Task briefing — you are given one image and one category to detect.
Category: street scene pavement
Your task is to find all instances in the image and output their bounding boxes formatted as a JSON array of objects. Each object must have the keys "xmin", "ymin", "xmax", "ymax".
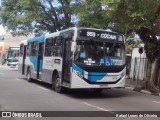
[{"xmin": 0, "ymin": 65, "xmax": 160, "ymax": 120}]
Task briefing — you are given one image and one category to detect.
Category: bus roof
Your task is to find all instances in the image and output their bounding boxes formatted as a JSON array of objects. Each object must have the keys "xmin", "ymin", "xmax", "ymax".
[
  {"xmin": 20, "ymin": 39, "xmax": 27, "ymax": 45},
  {"xmin": 45, "ymin": 27, "xmax": 122, "ymax": 38},
  {"xmin": 45, "ymin": 28, "xmax": 75, "ymax": 38},
  {"xmin": 27, "ymin": 35, "xmax": 44, "ymax": 43},
  {"xmin": 76, "ymin": 27, "xmax": 122, "ymax": 35}
]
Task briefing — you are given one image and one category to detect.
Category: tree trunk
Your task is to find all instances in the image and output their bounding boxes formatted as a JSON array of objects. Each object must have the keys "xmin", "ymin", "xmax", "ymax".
[{"xmin": 147, "ymin": 57, "xmax": 160, "ymax": 93}]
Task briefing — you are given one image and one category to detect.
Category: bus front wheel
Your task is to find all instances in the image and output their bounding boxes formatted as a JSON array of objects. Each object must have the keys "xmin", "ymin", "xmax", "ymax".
[{"xmin": 53, "ymin": 74, "xmax": 63, "ymax": 93}]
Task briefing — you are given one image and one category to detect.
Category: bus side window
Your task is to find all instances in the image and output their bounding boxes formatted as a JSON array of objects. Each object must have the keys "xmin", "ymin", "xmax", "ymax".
[
  {"xmin": 45, "ymin": 38, "xmax": 53, "ymax": 56},
  {"xmin": 33, "ymin": 42, "xmax": 38, "ymax": 56},
  {"xmin": 27, "ymin": 43, "xmax": 31, "ymax": 56},
  {"xmin": 27, "ymin": 42, "xmax": 38, "ymax": 56},
  {"xmin": 39, "ymin": 43, "xmax": 44, "ymax": 59},
  {"xmin": 54, "ymin": 36, "xmax": 62, "ymax": 57}
]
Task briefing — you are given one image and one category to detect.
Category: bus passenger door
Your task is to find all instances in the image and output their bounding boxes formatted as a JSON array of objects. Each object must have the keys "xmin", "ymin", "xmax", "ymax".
[
  {"xmin": 62, "ymin": 40, "xmax": 71, "ymax": 83},
  {"xmin": 37, "ymin": 43, "xmax": 44, "ymax": 79},
  {"xmin": 22, "ymin": 45, "xmax": 26, "ymax": 75}
]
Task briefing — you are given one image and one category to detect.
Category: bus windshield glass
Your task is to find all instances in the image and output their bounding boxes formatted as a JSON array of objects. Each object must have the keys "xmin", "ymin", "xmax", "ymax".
[
  {"xmin": 7, "ymin": 49, "xmax": 19, "ymax": 61},
  {"xmin": 74, "ymin": 40, "xmax": 125, "ymax": 66}
]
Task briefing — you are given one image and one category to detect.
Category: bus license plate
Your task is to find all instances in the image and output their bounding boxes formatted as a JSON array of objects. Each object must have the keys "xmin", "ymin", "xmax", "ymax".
[{"xmin": 100, "ymin": 84, "xmax": 108, "ymax": 87}]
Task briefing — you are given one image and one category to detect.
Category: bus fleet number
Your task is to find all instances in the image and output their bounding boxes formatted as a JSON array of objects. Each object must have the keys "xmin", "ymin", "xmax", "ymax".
[{"xmin": 87, "ymin": 31, "xmax": 96, "ymax": 37}]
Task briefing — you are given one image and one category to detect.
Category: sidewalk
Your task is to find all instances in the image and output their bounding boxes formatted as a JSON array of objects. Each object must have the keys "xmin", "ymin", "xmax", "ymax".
[
  {"xmin": 125, "ymin": 78, "xmax": 145, "ymax": 88},
  {"xmin": 0, "ymin": 63, "xmax": 7, "ymax": 67},
  {"xmin": 125, "ymin": 78, "xmax": 160, "ymax": 97}
]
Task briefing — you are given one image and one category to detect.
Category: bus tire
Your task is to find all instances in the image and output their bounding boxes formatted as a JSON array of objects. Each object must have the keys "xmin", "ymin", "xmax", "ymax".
[
  {"xmin": 54, "ymin": 74, "xmax": 63, "ymax": 93},
  {"xmin": 27, "ymin": 68, "xmax": 32, "ymax": 82}
]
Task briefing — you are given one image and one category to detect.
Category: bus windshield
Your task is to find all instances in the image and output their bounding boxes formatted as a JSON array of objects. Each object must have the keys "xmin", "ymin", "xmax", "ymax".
[
  {"xmin": 7, "ymin": 49, "xmax": 19, "ymax": 61},
  {"xmin": 74, "ymin": 40, "xmax": 125, "ymax": 66}
]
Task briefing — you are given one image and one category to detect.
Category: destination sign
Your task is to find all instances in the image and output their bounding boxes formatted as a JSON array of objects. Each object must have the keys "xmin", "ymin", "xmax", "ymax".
[
  {"xmin": 79, "ymin": 29, "xmax": 117, "ymax": 40},
  {"xmin": 10, "ymin": 47, "xmax": 19, "ymax": 50}
]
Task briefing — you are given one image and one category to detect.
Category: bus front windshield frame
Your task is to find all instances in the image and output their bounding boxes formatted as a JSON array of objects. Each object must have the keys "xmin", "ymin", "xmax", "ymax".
[
  {"xmin": 7, "ymin": 49, "xmax": 19, "ymax": 61},
  {"xmin": 74, "ymin": 40, "xmax": 125, "ymax": 66}
]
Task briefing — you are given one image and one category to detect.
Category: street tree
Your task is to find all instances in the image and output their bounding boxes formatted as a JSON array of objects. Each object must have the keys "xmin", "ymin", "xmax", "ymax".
[
  {"xmin": 77, "ymin": 0, "xmax": 160, "ymax": 92},
  {"xmin": 76, "ymin": 0, "xmax": 109, "ymax": 29},
  {"xmin": 125, "ymin": 36, "xmax": 142, "ymax": 52},
  {"xmin": 103, "ymin": 0, "xmax": 160, "ymax": 92},
  {"xmin": 0, "ymin": 0, "xmax": 79, "ymax": 36}
]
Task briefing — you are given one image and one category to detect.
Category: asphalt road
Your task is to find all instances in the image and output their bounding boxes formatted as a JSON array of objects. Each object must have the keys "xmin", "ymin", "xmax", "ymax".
[{"xmin": 0, "ymin": 65, "xmax": 160, "ymax": 120}]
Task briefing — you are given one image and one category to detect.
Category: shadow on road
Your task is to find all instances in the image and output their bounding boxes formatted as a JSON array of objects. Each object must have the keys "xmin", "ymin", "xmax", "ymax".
[
  {"xmin": 66, "ymin": 88, "xmax": 134, "ymax": 99},
  {"xmin": 19, "ymin": 77, "xmax": 134, "ymax": 99}
]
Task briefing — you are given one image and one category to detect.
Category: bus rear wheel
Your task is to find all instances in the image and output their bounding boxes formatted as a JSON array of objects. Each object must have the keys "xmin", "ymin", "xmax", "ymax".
[
  {"xmin": 27, "ymin": 68, "xmax": 32, "ymax": 82},
  {"xmin": 53, "ymin": 74, "xmax": 63, "ymax": 93}
]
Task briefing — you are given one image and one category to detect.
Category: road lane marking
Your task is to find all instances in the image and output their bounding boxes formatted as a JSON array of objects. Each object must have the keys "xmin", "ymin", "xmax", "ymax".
[
  {"xmin": 15, "ymin": 78, "xmax": 21, "ymax": 81},
  {"xmin": 152, "ymin": 101, "xmax": 160, "ymax": 104},
  {"xmin": 83, "ymin": 102, "xmax": 115, "ymax": 113},
  {"xmin": 37, "ymin": 86, "xmax": 50, "ymax": 91}
]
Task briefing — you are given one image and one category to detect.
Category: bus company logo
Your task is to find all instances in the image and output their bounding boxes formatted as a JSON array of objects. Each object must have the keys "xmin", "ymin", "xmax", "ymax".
[
  {"xmin": 2, "ymin": 112, "xmax": 11, "ymax": 117},
  {"xmin": 73, "ymin": 69, "xmax": 83, "ymax": 78}
]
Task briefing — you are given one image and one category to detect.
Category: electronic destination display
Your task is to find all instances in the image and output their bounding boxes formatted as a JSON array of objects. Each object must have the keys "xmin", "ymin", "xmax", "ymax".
[{"xmin": 79, "ymin": 29, "xmax": 118, "ymax": 40}]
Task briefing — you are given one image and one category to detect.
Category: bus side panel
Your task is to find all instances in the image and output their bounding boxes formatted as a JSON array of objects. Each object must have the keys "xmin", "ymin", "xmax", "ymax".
[
  {"xmin": 42, "ymin": 69, "xmax": 53, "ymax": 84},
  {"xmin": 41, "ymin": 57, "xmax": 53, "ymax": 84},
  {"xmin": 25, "ymin": 57, "xmax": 37, "ymax": 79},
  {"xmin": 42, "ymin": 69, "xmax": 62, "ymax": 84},
  {"xmin": 42, "ymin": 57, "xmax": 63, "ymax": 84},
  {"xmin": 30, "ymin": 65, "xmax": 37, "ymax": 79}
]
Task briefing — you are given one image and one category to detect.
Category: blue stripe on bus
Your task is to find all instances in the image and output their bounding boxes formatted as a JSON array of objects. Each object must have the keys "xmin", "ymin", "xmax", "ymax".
[
  {"xmin": 88, "ymin": 72, "xmax": 106, "ymax": 82},
  {"xmin": 28, "ymin": 36, "xmax": 44, "ymax": 43},
  {"xmin": 39, "ymin": 60, "xmax": 43, "ymax": 73},
  {"xmin": 29, "ymin": 56, "xmax": 37, "ymax": 72},
  {"xmin": 72, "ymin": 63, "xmax": 106, "ymax": 82},
  {"xmin": 29, "ymin": 56, "xmax": 43, "ymax": 73}
]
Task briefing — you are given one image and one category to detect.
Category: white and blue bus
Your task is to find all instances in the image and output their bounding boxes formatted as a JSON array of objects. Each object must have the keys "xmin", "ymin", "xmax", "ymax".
[{"xmin": 18, "ymin": 27, "xmax": 126, "ymax": 93}]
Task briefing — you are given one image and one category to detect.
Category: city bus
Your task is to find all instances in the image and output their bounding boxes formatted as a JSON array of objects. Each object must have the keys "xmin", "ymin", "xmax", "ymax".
[
  {"xmin": 18, "ymin": 27, "xmax": 126, "ymax": 93},
  {"xmin": 7, "ymin": 46, "xmax": 20, "ymax": 67}
]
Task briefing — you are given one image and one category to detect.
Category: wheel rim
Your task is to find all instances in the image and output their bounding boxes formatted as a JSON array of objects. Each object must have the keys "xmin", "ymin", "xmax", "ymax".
[
  {"xmin": 27, "ymin": 70, "xmax": 30, "ymax": 80},
  {"xmin": 55, "ymin": 77, "xmax": 61, "ymax": 91}
]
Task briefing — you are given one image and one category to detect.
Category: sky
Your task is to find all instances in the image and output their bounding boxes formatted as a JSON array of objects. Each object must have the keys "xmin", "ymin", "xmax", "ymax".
[
  {"xmin": 0, "ymin": 25, "xmax": 5, "ymax": 36},
  {"xmin": 0, "ymin": 0, "xmax": 4, "ymax": 34}
]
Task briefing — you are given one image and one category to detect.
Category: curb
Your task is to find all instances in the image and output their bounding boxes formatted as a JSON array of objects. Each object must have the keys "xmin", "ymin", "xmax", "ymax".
[
  {"xmin": 125, "ymin": 86, "xmax": 160, "ymax": 97},
  {"xmin": 125, "ymin": 87, "xmax": 134, "ymax": 91},
  {"xmin": 140, "ymin": 90, "xmax": 152, "ymax": 95}
]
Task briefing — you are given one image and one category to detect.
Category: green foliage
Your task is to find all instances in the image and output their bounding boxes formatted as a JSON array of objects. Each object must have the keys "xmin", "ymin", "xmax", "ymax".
[
  {"xmin": 102, "ymin": 0, "xmax": 160, "ymax": 34},
  {"xmin": 125, "ymin": 36, "xmax": 143, "ymax": 52},
  {"xmin": 0, "ymin": 0, "xmax": 79, "ymax": 36},
  {"xmin": 78, "ymin": 0, "xmax": 160, "ymax": 61},
  {"xmin": 144, "ymin": 42, "xmax": 160, "ymax": 61},
  {"xmin": 76, "ymin": 0, "xmax": 109, "ymax": 29}
]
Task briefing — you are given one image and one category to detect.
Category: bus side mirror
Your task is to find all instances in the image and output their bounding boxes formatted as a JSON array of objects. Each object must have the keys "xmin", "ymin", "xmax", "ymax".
[{"xmin": 71, "ymin": 42, "xmax": 76, "ymax": 52}]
